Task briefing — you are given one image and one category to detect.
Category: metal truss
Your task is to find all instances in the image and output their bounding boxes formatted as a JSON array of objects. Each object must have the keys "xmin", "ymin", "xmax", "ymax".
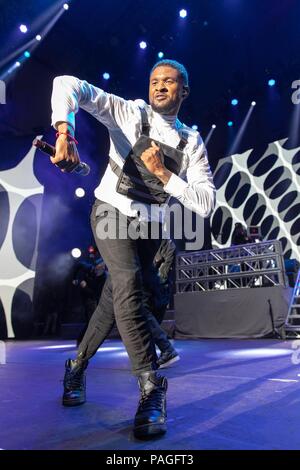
[
  {"xmin": 285, "ymin": 268, "xmax": 300, "ymax": 337},
  {"xmin": 176, "ymin": 240, "xmax": 287, "ymax": 293}
]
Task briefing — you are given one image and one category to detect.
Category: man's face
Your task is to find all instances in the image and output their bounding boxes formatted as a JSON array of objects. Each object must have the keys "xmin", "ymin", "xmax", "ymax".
[{"xmin": 149, "ymin": 66, "xmax": 187, "ymax": 115}]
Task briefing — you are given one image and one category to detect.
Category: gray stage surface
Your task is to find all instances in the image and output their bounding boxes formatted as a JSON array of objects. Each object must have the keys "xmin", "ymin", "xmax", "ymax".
[{"xmin": 1, "ymin": 338, "xmax": 300, "ymax": 450}]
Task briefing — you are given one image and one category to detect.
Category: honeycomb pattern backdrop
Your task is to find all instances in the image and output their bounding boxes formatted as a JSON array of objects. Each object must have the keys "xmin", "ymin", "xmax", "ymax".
[
  {"xmin": 0, "ymin": 140, "xmax": 43, "ymax": 338},
  {"xmin": 211, "ymin": 138, "xmax": 300, "ymax": 260}
]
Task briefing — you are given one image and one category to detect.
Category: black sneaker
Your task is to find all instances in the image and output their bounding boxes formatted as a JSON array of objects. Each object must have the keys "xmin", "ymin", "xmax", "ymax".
[
  {"xmin": 157, "ymin": 350, "xmax": 180, "ymax": 369},
  {"xmin": 134, "ymin": 371, "xmax": 167, "ymax": 439},
  {"xmin": 62, "ymin": 358, "xmax": 87, "ymax": 407}
]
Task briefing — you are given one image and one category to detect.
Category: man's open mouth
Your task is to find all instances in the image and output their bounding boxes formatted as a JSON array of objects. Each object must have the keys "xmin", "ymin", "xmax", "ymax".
[{"xmin": 155, "ymin": 94, "xmax": 167, "ymax": 101}]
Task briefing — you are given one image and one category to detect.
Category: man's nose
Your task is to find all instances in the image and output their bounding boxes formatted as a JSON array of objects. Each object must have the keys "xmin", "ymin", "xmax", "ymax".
[{"xmin": 155, "ymin": 81, "xmax": 167, "ymax": 91}]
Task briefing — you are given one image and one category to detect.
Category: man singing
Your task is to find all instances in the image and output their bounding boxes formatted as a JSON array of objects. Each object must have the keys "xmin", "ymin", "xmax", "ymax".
[{"xmin": 50, "ymin": 59, "xmax": 216, "ymax": 439}]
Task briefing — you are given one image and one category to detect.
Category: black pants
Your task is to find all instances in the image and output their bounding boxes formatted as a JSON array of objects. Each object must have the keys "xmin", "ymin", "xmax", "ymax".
[
  {"xmin": 76, "ymin": 296, "xmax": 97, "ymax": 345},
  {"xmin": 78, "ymin": 199, "xmax": 169, "ymax": 375}
]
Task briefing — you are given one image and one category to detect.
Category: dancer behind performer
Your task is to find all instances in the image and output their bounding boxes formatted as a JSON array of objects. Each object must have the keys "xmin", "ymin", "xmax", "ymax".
[
  {"xmin": 230, "ymin": 222, "xmax": 251, "ymax": 287},
  {"xmin": 150, "ymin": 238, "xmax": 179, "ymax": 367},
  {"xmin": 50, "ymin": 59, "xmax": 215, "ymax": 438},
  {"xmin": 231, "ymin": 222, "xmax": 250, "ymax": 246},
  {"xmin": 72, "ymin": 246, "xmax": 106, "ymax": 345}
]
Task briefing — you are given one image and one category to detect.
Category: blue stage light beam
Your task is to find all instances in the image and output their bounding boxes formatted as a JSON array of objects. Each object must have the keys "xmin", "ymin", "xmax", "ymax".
[
  {"xmin": 0, "ymin": 37, "xmax": 36, "ymax": 71},
  {"xmin": 0, "ymin": 1, "xmax": 66, "ymax": 73},
  {"xmin": 204, "ymin": 124, "xmax": 217, "ymax": 146},
  {"xmin": 228, "ymin": 103, "xmax": 256, "ymax": 155}
]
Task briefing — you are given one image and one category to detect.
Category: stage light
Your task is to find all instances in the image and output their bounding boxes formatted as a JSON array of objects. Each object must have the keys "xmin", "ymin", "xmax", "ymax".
[
  {"xmin": 268, "ymin": 79, "xmax": 276, "ymax": 87},
  {"xmin": 192, "ymin": 125, "xmax": 198, "ymax": 130},
  {"xmin": 15, "ymin": 61, "xmax": 21, "ymax": 67},
  {"xmin": 35, "ymin": 344, "xmax": 75, "ymax": 350},
  {"xmin": 36, "ymin": 35, "xmax": 42, "ymax": 41},
  {"xmin": 158, "ymin": 51, "xmax": 164, "ymax": 59},
  {"xmin": 209, "ymin": 348, "xmax": 293, "ymax": 359},
  {"xmin": 204, "ymin": 123, "xmax": 217, "ymax": 145},
  {"xmin": 71, "ymin": 248, "xmax": 81, "ymax": 258},
  {"xmin": 227, "ymin": 121, "xmax": 233, "ymax": 127},
  {"xmin": 115, "ymin": 351, "xmax": 130, "ymax": 358},
  {"xmin": 19, "ymin": 24, "xmax": 28, "ymax": 33},
  {"xmin": 63, "ymin": 3, "xmax": 69, "ymax": 10},
  {"xmin": 179, "ymin": 9, "xmax": 187, "ymax": 18},
  {"xmin": 231, "ymin": 98, "xmax": 238, "ymax": 106},
  {"xmin": 103, "ymin": 72, "xmax": 110, "ymax": 80},
  {"xmin": 75, "ymin": 187, "xmax": 85, "ymax": 198},
  {"xmin": 251, "ymin": 101, "xmax": 256, "ymax": 106},
  {"xmin": 228, "ymin": 101, "xmax": 256, "ymax": 155},
  {"xmin": 139, "ymin": 41, "xmax": 147, "ymax": 49},
  {"xmin": 24, "ymin": 51, "xmax": 31, "ymax": 58},
  {"xmin": 96, "ymin": 346, "xmax": 124, "ymax": 352}
]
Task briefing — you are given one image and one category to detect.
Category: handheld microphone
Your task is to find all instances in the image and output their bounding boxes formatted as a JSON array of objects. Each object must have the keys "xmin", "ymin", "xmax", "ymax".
[{"xmin": 32, "ymin": 138, "xmax": 90, "ymax": 176}]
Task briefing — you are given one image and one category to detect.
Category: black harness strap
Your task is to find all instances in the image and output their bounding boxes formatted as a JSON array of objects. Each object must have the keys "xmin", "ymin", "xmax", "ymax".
[
  {"xmin": 140, "ymin": 106, "xmax": 188, "ymax": 151},
  {"xmin": 176, "ymin": 131, "xmax": 188, "ymax": 151},
  {"xmin": 140, "ymin": 107, "xmax": 150, "ymax": 136},
  {"xmin": 109, "ymin": 157, "xmax": 122, "ymax": 177},
  {"xmin": 109, "ymin": 108, "xmax": 189, "ymax": 204}
]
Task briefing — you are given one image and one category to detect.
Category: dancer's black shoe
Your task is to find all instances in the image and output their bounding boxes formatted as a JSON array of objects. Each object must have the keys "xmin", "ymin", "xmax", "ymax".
[{"xmin": 62, "ymin": 358, "xmax": 87, "ymax": 407}]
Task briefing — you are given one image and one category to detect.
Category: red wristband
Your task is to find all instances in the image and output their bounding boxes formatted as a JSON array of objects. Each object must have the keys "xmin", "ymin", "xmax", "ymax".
[{"xmin": 56, "ymin": 131, "xmax": 78, "ymax": 145}]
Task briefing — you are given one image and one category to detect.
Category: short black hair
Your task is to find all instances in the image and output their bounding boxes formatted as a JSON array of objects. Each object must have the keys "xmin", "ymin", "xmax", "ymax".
[{"xmin": 150, "ymin": 59, "xmax": 189, "ymax": 86}]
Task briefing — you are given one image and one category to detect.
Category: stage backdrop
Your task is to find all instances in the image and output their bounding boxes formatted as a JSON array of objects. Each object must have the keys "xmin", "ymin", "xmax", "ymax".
[
  {"xmin": 0, "ymin": 139, "xmax": 43, "ymax": 338},
  {"xmin": 1, "ymin": 0, "xmax": 300, "ymax": 338},
  {"xmin": 211, "ymin": 137, "xmax": 300, "ymax": 260}
]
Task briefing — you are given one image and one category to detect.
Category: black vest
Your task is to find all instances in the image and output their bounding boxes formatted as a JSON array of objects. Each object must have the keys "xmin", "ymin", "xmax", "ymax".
[{"xmin": 110, "ymin": 107, "xmax": 188, "ymax": 205}]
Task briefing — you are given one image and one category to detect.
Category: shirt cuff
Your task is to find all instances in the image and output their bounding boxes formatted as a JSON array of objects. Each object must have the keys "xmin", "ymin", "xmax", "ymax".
[
  {"xmin": 163, "ymin": 173, "xmax": 188, "ymax": 197},
  {"xmin": 51, "ymin": 111, "xmax": 75, "ymax": 131}
]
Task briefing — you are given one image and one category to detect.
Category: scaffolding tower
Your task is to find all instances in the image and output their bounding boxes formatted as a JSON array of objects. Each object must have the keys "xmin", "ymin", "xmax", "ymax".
[{"xmin": 176, "ymin": 240, "xmax": 287, "ymax": 294}]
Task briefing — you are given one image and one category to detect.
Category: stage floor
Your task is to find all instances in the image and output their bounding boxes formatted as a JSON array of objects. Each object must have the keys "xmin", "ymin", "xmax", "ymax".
[{"xmin": 1, "ymin": 338, "xmax": 300, "ymax": 450}]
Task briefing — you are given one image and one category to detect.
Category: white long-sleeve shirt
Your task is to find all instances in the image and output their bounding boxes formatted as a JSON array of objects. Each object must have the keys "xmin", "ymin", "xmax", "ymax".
[{"xmin": 51, "ymin": 75, "xmax": 216, "ymax": 221}]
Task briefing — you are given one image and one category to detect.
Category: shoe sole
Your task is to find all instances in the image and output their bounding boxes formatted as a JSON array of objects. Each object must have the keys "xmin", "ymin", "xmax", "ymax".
[
  {"xmin": 62, "ymin": 399, "xmax": 86, "ymax": 407},
  {"xmin": 158, "ymin": 355, "xmax": 180, "ymax": 369},
  {"xmin": 134, "ymin": 423, "xmax": 167, "ymax": 439}
]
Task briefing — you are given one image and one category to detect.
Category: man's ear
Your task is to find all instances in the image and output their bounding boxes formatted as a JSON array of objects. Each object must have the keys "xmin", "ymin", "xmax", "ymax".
[{"xmin": 182, "ymin": 86, "xmax": 190, "ymax": 99}]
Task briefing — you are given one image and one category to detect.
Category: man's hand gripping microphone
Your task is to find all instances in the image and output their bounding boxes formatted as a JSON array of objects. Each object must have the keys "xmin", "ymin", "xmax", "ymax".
[{"xmin": 32, "ymin": 138, "xmax": 90, "ymax": 176}]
